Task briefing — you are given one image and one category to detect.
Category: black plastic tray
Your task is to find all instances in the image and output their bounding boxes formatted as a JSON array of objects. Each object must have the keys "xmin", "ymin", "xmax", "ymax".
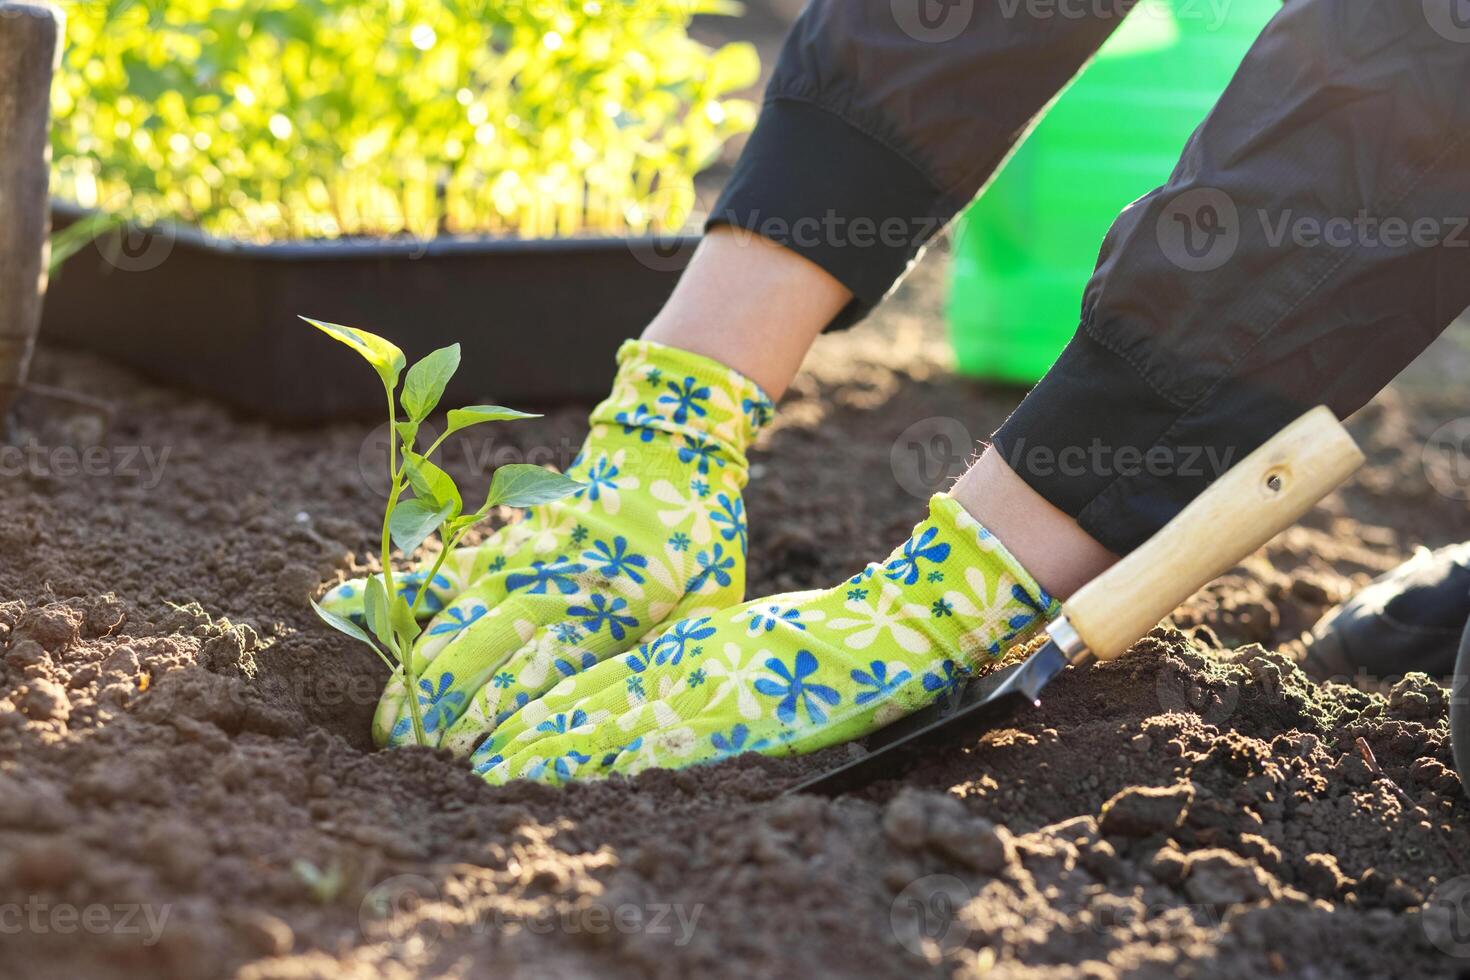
[{"xmin": 40, "ymin": 202, "xmax": 697, "ymax": 422}]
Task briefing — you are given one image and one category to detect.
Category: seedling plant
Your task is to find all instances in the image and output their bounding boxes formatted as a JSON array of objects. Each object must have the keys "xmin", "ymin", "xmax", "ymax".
[
  {"xmin": 302, "ymin": 316, "xmax": 579, "ymax": 746},
  {"xmin": 52, "ymin": 0, "xmax": 759, "ymax": 241}
]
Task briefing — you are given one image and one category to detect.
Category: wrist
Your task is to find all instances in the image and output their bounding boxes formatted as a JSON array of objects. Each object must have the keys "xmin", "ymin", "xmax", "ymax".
[
  {"xmin": 867, "ymin": 494, "xmax": 1060, "ymax": 669},
  {"xmin": 588, "ymin": 339, "xmax": 774, "ymax": 463}
]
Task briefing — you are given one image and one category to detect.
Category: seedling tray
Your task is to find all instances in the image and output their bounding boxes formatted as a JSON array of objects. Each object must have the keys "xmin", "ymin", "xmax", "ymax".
[{"xmin": 41, "ymin": 202, "xmax": 695, "ymax": 422}]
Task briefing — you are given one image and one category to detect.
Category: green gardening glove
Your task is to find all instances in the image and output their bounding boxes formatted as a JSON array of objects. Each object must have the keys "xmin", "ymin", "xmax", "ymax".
[
  {"xmin": 319, "ymin": 340, "xmax": 774, "ymax": 749},
  {"xmin": 471, "ymin": 493, "xmax": 1059, "ymax": 784}
]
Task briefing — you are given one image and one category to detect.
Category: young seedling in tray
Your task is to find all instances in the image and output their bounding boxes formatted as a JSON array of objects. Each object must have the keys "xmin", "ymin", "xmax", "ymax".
[{"xmin": 301, "ymin": 316, "xmax": 580, "ymax": 746}]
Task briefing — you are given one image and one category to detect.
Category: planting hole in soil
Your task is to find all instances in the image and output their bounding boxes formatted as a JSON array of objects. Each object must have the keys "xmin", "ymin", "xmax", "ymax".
[{"xmin": 5, "ymin": 252, "xmax": 1470, "ymax": 977}]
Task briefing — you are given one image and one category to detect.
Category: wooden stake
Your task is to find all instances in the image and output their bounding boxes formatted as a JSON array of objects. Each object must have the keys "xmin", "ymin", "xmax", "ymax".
[{"xmin": 0, "ymin": 3, "xmax": 63, "ymax": 424}]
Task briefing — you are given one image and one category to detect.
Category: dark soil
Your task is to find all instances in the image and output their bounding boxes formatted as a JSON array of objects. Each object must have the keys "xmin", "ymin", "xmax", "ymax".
[{"xmin": 3, "ymin": 253, "xmax": 1470, "ymax": 979}]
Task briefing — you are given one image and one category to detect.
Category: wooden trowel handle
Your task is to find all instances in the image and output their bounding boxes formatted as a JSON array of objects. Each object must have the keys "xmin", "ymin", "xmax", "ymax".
[{"xmin": 1062, "ymin": 406, "xmax": 1364, "ymax": 663}]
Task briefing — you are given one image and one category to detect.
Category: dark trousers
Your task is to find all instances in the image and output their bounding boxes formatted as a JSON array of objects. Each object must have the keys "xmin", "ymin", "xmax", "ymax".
[{"xmin": 711, "ymin": 0, "xmax": 1470, "ymax": 553}]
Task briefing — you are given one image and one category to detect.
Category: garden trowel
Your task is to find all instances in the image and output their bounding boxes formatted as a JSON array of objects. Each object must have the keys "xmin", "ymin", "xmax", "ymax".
[{"xmin": 788, "ymin": 406, "xmax": 1364, "ymax": 796}]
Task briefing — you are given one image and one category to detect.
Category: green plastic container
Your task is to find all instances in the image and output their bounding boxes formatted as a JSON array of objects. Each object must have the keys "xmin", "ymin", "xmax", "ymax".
[{"xmin": 946, "ymin": 0, "xmax": 1279, "ymax": 383}]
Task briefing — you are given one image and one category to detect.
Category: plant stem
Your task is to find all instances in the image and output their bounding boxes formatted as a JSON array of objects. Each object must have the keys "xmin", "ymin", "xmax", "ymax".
[
  {"xmin": 408, "ymin": 537, "xmax": 458, "ymax": 619},
  {"xmin": 381, "ymin": 389, "xmax": 428, "ymax": 748}
]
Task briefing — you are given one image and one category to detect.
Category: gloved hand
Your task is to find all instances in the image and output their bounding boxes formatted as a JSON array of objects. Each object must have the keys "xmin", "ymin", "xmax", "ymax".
[
  {"xmin": 318, "ymin": 340, "xmax": 773, "ymax": 749},
  {"xmin": 470, "ymin": 493, "xmax": 1059, "ymax": 784}
]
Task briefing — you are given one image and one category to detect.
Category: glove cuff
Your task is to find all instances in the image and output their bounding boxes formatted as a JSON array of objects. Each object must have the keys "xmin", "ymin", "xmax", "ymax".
[
  {"xmin": 851, "ymin": 494, "xmax": 1061, "ymax": 669},
  {"xmin": 589, "ymin": 340, "xmax": 775, "ymax": 460}
]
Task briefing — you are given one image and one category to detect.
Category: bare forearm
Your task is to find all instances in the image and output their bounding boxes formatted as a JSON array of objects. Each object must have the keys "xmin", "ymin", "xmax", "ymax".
[{"xmin": 642, "ymin": 227, "xmax": 850, "ymax": 400}]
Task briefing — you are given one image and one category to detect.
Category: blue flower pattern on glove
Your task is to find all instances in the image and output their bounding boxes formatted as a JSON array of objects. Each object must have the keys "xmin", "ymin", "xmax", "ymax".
[
  {"xmin": 678, "ymin": 434, "xmax": 725, "ymax": 475},
  {"xmin": 537, "ymin": 709, "xmax": 588, "ymax": 734},
  {"xmin": 658, "ymin": 376, "xmax": 711, "ymax": 425},
  {"xmin": 745, "ymin": 604, "xmax": 803, "ymax": 634},
  {"xmin": 477, "ymin": 495, "xmax": 1060, "ymax": 786},
  {"xmin": 884, "ymin": 527, "xmax": 951, "ymax": 585},
  {"xmin": 711, "ymin": 724, "xmax": 770, "ymax": 758},
  {"xmin": 711, "ymin": 494, "xmax": 747, "ymax": 555},
  {"xmin": 754, "ymin": 650, "xmax": 841, "ymax": 725},
  {"xmin": 576, "ymin": 457, "xmax": 621, "ymax": 502},
  {"xmin": 429, "ymin": 603, "xmax": 487, "ymax": 637},
  {"xmin": 921, "ymin": 660, "xmax": 967, "ymax": 698},
  {"xmin": 393, "ymin": 674, "xmax": 466, "ymax": 739},
  {"xmin": 396, "ymin": 571, "xmax": 452, "ymax": 613},
  {"xmin": 652, "ymin": 617, "xmax": 716, "ymax": 666},
  {"xmin": 356, "ymin": 340, "xmax": 774, "ymax": 756},
  {"xmin": 506, "ymin": 557, "xmax": 586, "ymax": 595},
  {"xmin": 688, "ymin": 544, "xmax": 736, "ymax": 592},
  {"xmin": 615, "ymin": 405, "xmax": 661, "ymax": 441},
  {"xmin": 584, "ymin": 537, "xmax": 648, "ymax": 583},
  {"xmin": 851, "ymin": 661, "xmax": 914, "ymax": 705},
  {"xmin": 568, "ymin": 594, "xmax": 639, "ymax": 642}
]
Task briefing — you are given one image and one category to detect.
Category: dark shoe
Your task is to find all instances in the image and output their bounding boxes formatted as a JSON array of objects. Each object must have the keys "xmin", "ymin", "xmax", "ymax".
[{"xmin": 1307, "ymin": 541, "xmax": 1470, "ymax": 679}]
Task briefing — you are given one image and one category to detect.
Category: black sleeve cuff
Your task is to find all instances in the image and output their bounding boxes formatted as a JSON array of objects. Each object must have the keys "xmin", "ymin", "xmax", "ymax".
[
  {"xmin": 991, "ymin": 329, "xmax": 1307, "ymax": 555},
  {"xmin": 706, "ymin": 96, "xmax": 951, "ymax": 332}
]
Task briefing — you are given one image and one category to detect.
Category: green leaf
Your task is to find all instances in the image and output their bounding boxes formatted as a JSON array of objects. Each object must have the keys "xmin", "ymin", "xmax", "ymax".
[
  {"xmin": 389, "ymin": 498, "xmax": 453, "ymax": 555},
  {"xmin": 444, "ymin": 404, "xmax": 541, "ymax": 437},
  {"xmin": 394, "ymin": 420, "xmax": 420, "ymax": 448},
  {"xmin": 390, "ymin": 594, "xmax": 419, "ymax": 649},
  {"xmin": 484, "ymin": 464, "xmax": 582, "ymax": 510},
  {"xmin": 310, "ymin": 599, "xmax": 375, "ymax": 647},
  {"xmin": 404, "ymin": 454, "xmax": 463, "ymax": 518},
  {"xmin": 363, "ymin": 577, "xmax": 396, "ymax": 652},
  {"xmin": 300, "ymin": 316, "xmax": 405, "ymax": 391},
  {"xmin": 443, "ymin": 513, "xmax": 481, "ymax": 538},
  {"xmin": 401, "ymin": 344, "xmax": 461, "ymax": 422}
]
